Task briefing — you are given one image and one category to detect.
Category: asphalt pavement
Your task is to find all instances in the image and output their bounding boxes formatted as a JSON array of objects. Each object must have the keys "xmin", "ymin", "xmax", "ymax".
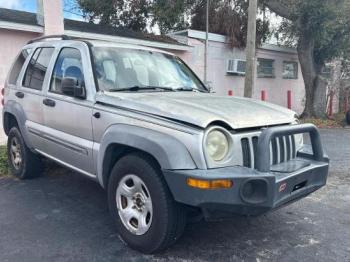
[{"xmin": 0, "ymin": 129, "xmax": 349, "ymax": 262}]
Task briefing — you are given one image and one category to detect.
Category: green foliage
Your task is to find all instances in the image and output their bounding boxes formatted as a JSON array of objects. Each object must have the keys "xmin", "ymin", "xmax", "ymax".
[
  {"xmin": 272, "ymin": 0, "xmax": 350, "ymax": 68},
  {"xmin": 190, "ymin": 0, "xmax": 270, "ymax": 47},
  {"xmin": 0, "ymin": 146, "xmax": 9, "ymax": 176},
  {"xmin": 151, "ymin": 0, "xmax": 191, "ymax": 33},
  {"xmin": 77, "ymin": 0, "xmax": 152, "ymax": 32},
  {"xmin": 76, "ymin": 0, "xmax": 271, "ymax": 46}
]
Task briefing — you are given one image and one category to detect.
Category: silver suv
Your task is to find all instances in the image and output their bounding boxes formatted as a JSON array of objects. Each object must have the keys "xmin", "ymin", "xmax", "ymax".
[{"xmin": 3, "ymin": 35, "xmax": 329, "ymax": 253}]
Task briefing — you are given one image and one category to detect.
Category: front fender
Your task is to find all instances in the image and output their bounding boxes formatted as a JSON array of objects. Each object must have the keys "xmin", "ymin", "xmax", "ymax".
[{"xmin": 97, "ymin": 124, "xmax": 197, "ymax": 187}]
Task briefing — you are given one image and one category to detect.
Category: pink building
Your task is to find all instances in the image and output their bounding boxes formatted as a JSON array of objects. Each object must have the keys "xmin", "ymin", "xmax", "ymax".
[
  {"xmin": 169, "ymin": 30, "xmax": 305, "ymax": 114},
  {"xmin": 0, "ymin": 0, "xmax": 307, "ymax": 144}
]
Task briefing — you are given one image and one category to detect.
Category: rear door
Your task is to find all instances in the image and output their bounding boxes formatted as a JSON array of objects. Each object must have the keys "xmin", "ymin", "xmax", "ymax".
[
  {"xmin": 16, "ymin": 46, "xmax": 55, "ymax": 152},
  {"xmin": 41, "ymin": 44, "xmax": 95, "ymax": 176}
]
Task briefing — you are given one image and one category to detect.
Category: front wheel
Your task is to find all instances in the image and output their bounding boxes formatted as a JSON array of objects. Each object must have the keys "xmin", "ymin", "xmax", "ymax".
[{"xmin": 108, "ymin": 153, "xmax": 187, "ymax": 253}]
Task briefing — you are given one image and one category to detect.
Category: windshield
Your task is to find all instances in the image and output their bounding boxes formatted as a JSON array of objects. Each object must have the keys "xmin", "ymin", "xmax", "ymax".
[{"xmin": 92, "ymin": 47, "xmax": 208, "ymax": 92}]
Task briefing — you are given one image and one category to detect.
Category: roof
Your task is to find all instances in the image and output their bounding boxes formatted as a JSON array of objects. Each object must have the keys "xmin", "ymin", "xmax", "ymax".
[
  {"xmin": 0, "ymin": 8, "xmax": 187, "ymax": 49},
  {"xmin": 64, "ymin": 19, "xmax": 183, "ymax": 46},
  {"xmin": 0, "ymin": 7, "xmax": 37, "ymax": 26},
  {"xmin": 169, "ymin": 29, "xmax": 297, "ymax": 54}
]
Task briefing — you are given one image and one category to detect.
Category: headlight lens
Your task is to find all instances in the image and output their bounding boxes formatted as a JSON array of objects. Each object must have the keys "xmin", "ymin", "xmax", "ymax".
[{"xmin": 205, "ymin": 130, "xmax": 229, "ymax": 161}]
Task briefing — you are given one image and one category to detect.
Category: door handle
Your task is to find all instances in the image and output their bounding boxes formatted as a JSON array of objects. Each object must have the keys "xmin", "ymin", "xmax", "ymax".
[
  {"xmin": 43, "ymin": 98, "xmax": 56, "ymax": 107},
  {"xmin": 15, "ymin": 91, "xmax": 24, "ymax": 99}
]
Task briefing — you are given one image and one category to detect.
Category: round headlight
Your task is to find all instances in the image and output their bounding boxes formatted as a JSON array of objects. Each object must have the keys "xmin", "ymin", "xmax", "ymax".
[{"xmin": 205, "ymin": 130, "xmax": 229, "ymax": 161}]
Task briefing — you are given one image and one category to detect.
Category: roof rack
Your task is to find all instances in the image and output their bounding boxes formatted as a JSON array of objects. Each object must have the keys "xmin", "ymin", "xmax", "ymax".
[{"xmin": 27, "ymin": 35, "xmax": 72, "ymax": 44}]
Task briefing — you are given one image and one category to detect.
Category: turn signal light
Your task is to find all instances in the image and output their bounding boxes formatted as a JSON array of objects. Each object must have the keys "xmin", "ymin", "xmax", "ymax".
[{"xmin": 187, "ymin": 178, "xmax": 233, "ymax": 189}]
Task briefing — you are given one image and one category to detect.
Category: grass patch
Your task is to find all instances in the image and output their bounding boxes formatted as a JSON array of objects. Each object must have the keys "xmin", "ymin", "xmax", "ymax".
[
  {"xmin": 301, "ymin": 113, "xmax": 348, "ymax": 128},
  {"xmin": 0, "ymin": 145, "xmax": 9, "ymax": 176}
]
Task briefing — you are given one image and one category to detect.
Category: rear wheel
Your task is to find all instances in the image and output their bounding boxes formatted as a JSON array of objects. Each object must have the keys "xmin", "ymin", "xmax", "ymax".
[
  {"xmin": 7, "ymin": 127, "xmax": 43, "ymax": 179},
  {"xmin": 108, "ymin": 153, "xmax": 187, "ymax": 253}
]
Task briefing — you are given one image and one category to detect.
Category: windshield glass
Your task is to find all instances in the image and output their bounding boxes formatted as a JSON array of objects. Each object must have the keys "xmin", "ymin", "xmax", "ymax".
[{"xmin": 92, "ymin": 47, "xmax": 207, "ymax": 92}]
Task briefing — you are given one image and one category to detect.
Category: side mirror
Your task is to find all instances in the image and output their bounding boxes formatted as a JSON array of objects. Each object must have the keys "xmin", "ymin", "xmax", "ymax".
[{"xmin": 61, "ymin": 77, "xmax": 86, "ymax": 99}]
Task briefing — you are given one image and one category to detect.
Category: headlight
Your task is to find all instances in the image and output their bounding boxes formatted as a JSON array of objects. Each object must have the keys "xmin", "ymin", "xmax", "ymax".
[{"xmin": 205, "ymin": 129, "xmax": 229, "ymax": 161}]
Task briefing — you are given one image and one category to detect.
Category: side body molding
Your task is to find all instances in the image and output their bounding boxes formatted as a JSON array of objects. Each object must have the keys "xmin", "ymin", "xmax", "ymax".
[{"xmin": 97, "ymin": 124, "xmax": 197, "ymax": 187}]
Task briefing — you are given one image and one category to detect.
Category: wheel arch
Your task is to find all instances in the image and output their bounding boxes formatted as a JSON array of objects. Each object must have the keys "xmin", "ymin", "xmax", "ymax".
[
  {"xmin": 3, "ymin": 111, "xmax": 19, "ymax": 135},
  {"xmin": 3, "ymin": 101, "xmax": 32, "ymax": 148},
  {"xmin": 97, "ymin": 124, "xmax": 197, "ymax": 188}
]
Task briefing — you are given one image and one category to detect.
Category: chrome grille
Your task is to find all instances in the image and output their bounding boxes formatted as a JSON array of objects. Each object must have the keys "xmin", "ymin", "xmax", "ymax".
[{"xmin": 240, "ymin": 134, "xmax": 296, "ymax": 169}]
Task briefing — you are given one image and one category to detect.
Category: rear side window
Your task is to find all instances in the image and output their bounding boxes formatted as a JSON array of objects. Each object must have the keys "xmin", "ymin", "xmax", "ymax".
[
  {"xmin": 8, "ymin": 49, "xmax": 32, "ymax": 85},
  {"xmin": 23, "ymin": 47, "xmax": 54, "ymax": 90}
]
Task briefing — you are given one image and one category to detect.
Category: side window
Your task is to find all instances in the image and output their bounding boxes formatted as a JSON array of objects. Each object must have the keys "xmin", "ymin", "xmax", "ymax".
[
  {"xmin": 50, "ymin": 48, "xmax": 84, "ymax": 95},
  {"xmin": 8, "ymin": 48, "xmax": 32, "ymax": 85},
  {"xmin": 23, "ymin": 47, "xmax": 54, "ymax": 90},
  {"xmin": 257, "ymin": 58, "xmax": 275, "ymax": 78},
  {"xmin": 283, "ymin": 61, "xmax": 298, "ymax": 79}
]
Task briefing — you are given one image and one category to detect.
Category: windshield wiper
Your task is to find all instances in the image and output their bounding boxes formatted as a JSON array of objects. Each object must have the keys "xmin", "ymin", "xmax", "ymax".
[
  {"xmin": 174, "ymin": 87, "xmax": 208, "ymax": 93},
  {"xmin": 107, "ymin": 85, "xmax": 175, "ymax": 92}
]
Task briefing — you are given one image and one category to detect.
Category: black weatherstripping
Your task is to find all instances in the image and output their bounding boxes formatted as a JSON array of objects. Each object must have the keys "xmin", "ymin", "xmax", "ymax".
[{"xmin": 27, "ymin": 35, "xmax": 71, "ymax": 44}]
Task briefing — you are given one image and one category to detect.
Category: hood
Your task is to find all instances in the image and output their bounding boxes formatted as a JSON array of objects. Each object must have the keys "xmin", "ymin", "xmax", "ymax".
[{"xmin": 96, "ymin": 92, "xmax": 296, "ymax": 129}]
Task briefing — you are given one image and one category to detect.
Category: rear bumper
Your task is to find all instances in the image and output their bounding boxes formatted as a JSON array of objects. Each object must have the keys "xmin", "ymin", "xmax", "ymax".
[{"xmin": 163, "ymin": 124, "xmax": 329, "ymax": 219}]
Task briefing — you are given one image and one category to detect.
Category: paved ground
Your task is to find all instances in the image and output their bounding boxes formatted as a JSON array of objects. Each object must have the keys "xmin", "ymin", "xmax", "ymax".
[{"xmin": 0, "ymin": 129, "xmax": 349, "ymax": 262}]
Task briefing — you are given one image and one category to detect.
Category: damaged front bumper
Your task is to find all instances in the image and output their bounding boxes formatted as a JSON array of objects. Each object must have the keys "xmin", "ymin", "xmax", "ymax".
[{"xmin": 163, "ymin": 124, "xmax": 329, "ymax": 219}]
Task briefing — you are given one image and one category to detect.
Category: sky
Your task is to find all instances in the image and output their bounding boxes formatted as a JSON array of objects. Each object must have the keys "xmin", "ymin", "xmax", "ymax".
[{"xmin": 0, "ymin": 0, "xmax": 84, "ymax": 21}]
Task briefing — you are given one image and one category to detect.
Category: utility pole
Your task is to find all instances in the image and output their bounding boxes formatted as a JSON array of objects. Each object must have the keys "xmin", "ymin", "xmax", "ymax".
[
  {"xmin": 244, "ymin": 0, "xmax": 258, "ymax": 98},
  {"xmin": 204, "ymin": 0, "xmax": 209, "ymax": 82}
]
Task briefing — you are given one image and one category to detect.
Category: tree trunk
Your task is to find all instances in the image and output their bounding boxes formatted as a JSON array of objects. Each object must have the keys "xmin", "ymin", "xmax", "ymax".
[{"xmin": 298, "ymin": 34, "xmax": 328, "ymax": 118}]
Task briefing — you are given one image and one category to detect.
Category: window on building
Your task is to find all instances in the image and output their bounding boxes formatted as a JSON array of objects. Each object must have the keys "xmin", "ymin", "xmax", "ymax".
[
  {"xmin": 8, "ymin": 48, "xmax": 32, "ymax": 85},
  {"xmin": 23, "ymin": 47, "xmax": 54, "ymax": 90},
  {"xmin": 50, "ymin": 48, "xmax": 84, "ymax": 95},
  {"xmin": 257, "ymin": 58, "xmax": 275, "ymax": 78},
  {"xmin": 283, "ymin": 61, "xmax": 298, "ymax": 79}
]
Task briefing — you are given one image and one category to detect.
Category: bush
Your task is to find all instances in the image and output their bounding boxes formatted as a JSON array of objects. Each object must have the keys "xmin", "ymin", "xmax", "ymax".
[{"xmin": 0, "ymin": 146, "xmax": 9, "ymax": 176}]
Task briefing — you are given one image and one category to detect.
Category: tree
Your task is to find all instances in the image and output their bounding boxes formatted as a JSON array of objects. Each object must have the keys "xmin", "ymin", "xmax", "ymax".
[
  {"xmin": 185, "ymin": 0, "xmax": 270, "ymax": 48},
  {"xmin": 151, "ymin": 0, "xmax": 191, "ymax": 33},
  {"xmin": 264, "ymin": 0, "xmax": 350, "ymax": 118},
  {"xmin": 76, "ymin": 0, "xmax": 270, "ymax": 45},
  {"xmin": 77, "ymin": 0, "xmax": 151, "ymax": 31}
]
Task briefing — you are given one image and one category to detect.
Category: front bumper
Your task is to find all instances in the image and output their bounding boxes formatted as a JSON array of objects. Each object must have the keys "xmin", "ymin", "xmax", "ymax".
[{"xmin": 163, "ymin": 124, "xmax": 329, "ymax": 218}]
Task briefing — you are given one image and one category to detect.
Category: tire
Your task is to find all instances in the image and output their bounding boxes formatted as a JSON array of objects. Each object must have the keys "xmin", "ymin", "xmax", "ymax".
[
  {"xmin": 347, "ymin": 110, "xmax": 350, "ymax": 125},
  {"xmin": 7, "ymin": 127, "xmax": 43, "ymax": 179},
  {"xmin": 108, "ymin": 152, "xmax": 187, "ymax": 254}
]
